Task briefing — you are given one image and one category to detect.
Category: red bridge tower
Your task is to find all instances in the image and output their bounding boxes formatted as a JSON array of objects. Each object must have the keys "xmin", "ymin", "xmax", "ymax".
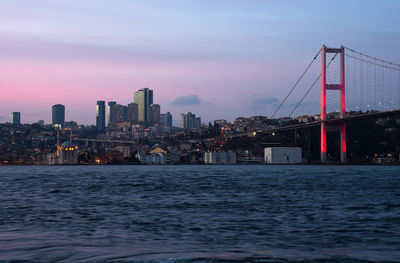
[{"xmin": 321, "ymin": 45, "xmax": 346, "ymax": 163}]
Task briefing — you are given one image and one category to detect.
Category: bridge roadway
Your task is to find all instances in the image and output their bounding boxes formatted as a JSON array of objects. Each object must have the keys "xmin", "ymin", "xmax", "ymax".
[
  {"xmin": 74, "ymin": 138, "xmax": 136, "ymax": 145},
  {"xmin": 226, "ymin": 109, "xmax": 400, "ymax": 139},
  {"xmin": 71, "ymin": 110, "xmax": 400, "ymax": 143}
]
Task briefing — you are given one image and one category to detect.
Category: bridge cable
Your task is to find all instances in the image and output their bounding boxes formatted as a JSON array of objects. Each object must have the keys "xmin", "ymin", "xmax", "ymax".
[
  {"xmin": 271, "ymin": 48, "xmax": 322, "ymax": 119},
  {"xmin": 288, "ymin": 53, "xmax": 338, "ymax": 118},
  {"xmin": 345, "ymin": 54, "xmax": 400, "ymax": 71},
  {"xmin": 344, "ymin": 46, "xmax": 400, "ymax": 68}
]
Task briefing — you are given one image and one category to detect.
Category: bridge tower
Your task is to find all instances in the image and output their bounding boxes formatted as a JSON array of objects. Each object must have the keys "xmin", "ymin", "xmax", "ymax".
[{"xmin": 321, "ymin": 45, "xmax": 346, "ymax": 163}]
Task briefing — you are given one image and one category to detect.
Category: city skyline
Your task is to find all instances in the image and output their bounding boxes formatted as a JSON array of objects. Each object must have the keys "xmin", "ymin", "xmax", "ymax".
[{"xmin": 0, "ymin": 1, "xmax": 399, "ymax": 125}]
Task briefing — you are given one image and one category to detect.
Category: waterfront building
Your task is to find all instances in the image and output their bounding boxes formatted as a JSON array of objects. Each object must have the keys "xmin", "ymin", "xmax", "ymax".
[
  {"xmin": 160, "ymin": 112, "xmax": 173, "ymax": 127},
  {"xmin": 57, "ymin": 141, "xmax": 79, "ymax": 164},
  {"xmin": 11, "ymin": 112, "xmax": 21, "ymax": 125},
  {"xmin": 52, "ymin": 104, "xmax": 65, "ymax": 128},
  {"xmin": 264, "ymin": 147, "xmax": 302, "ymax": 164},
  {"xmin": 149, "ymin": 104, "xmax": 160, "ymax": 123},
  {"xmin": 134, "ymin": 88, "xmax": 153, "ymax": 123},
  {"xmin": 204, "ymin": 151, "xmax": 237, "ymax": 164},
  {"xmin": 107, "ymin": 101, "xmax": 116, "ymax": 126},
  {"xmin": 96, "ymin": 101, "xmax": 106, "ymax": 131},
  {"xmin": 127, "ymin": 103, "xmax": 139, "ymax": 124}
]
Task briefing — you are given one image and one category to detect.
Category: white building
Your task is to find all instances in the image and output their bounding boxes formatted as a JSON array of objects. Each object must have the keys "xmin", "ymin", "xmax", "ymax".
[
  {"xmin": 135, "ymin": 148, "xmax": 167, "ymax": 164},
  {"xmin": 204, "ymin": 151, "xmax": 237, "ymax": 164},
  {"xmin": 264, "ymin": 147, "xmax": 302, "ymax": 164}
]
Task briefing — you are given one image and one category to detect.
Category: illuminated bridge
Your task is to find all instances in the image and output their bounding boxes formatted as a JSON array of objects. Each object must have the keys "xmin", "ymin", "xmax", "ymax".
[{"xmin": 233, "ymin": 45, "xmax": 400, "ymax": 163}]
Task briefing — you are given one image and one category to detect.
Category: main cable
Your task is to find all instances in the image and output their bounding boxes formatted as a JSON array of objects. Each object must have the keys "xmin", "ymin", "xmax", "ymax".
[
  {"xmin": 288, "ymin": 53, "xmax": 338, "ymax": 118},
  {"xmin": 344, "ymin": 46, "xmax": 400, "ymax": 68},
  {"xmin": 271, "ymin": 48, "xmax": 322, "ymax": 119}
]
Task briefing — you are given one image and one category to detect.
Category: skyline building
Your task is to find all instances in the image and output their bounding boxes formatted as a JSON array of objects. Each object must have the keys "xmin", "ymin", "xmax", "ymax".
[
  {"xmin": 134, "ymin": 88, "xmax": 153, "ymax": 123},
  {"xmin": 160, "ymin": 112, "xmax": 173, "ymax": 127},
  {"xmin": 96, "ymin": 101, "xmax": 106, "ymax": 131},
  {"xmin": 52, "ymin": 104, "xmax": 65, "ymax": 128},
  {"xmin": 111, "ymin": 104, "xmax": 128, "ymax": 123},
  {"xmin": 180, "ymin": 112, "xmax": 196, "ymax": 130},
  {"xmin": 127, "ymin": 103, "xmax": 139, "ymax": 124},
  {"xmin": 11, "ymin": 112, "xmax": 21, "ymax": 125},
  {"xmin": 107, "ymin": 101, "xmax": 116, "ymax": 126},
  {"xmin": 149, "ymin": 104, "xmax": 160, "ymax": 124},
  {"xmin": 195, "ymin": 117, "xmax": 201, "ymax": 129}
]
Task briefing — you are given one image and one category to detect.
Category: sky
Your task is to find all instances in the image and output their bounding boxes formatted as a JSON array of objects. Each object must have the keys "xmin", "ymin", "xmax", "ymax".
[{"xmin": 0, "ymin": 0, "xmax": 399, "ymax": 125}]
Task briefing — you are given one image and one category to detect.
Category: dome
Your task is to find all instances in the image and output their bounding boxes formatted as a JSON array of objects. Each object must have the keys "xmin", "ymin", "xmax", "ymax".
[{"xmin": 60, "ymin": 141, "xmax": 78, "ymax": 150}]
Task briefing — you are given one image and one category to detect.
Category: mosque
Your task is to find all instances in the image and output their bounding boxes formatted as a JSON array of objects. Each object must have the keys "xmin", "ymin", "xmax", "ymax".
[{"xmin": 56, "ymin": 140, "xmax": 79, "ymax": 165}]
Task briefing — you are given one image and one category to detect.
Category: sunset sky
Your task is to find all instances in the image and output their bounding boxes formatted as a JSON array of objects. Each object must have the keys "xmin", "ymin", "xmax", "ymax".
[{"xmin": 1, "ymin": 0, "xmax": 399, "ymax": 125}]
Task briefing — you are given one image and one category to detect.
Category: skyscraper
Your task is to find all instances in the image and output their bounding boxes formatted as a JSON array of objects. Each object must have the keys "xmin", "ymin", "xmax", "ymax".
[
  {"xmin": 134, "ymin": 88, "xmax": 153, "ymax": 123},
  {"xmin": 127, "ymin": 103, "xmax": 139, "ymax": 124},
  {"xmin": 11, "ymin": 112, "xmax": 21, "ymax": 125},
  {"xmin": 96, "ymin": 101, "xmax": 105, "ymax": 131},
  {"xmin": 52, "ymin": 104, "xmax": 65, "ymax": 128},
  {"xmin": 180, "ymin": 112, "xmax": 196, "ymax": 130},
  {"xmin": 149, "ymin": 104, "xmax": 160, "ymax": 124},
  {"xmin": 107, "ymin": 101, "xmax": 116, "ymax": 126},
  {"xmin": 160, "ymin": 112, "xmax": 173, "ymax": 127},
  {"xmin": 111, "ymin": 104, "xmax": 128, "ymax": 123},
  {"xmin": 195, "ymin": 117, "xmax": 201, "ymax": 128}
]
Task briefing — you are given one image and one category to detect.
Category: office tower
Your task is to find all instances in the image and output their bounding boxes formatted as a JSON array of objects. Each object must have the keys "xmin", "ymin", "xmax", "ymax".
[
  {"xmin": 195, "ymin": 117, "xmax": 201, "ymax": 128},
  {"xmin": 107, "ymin": 101, "xmax": 116, "ymax": 126},
  {"xmin": 134, "ymin": 88, "xmax": 153, "ymax": 123},
  {"xmin": 149, "ymin": 104, "xmax": 160, "ymax": 124},
  {"xmin": 11, "ymin": 112, "xmax": 21, "ymax": 125},
  {"xmin": 128, "ymin": 103, "xmax": 139, "ymax": 124},
  {"xmin": 52, "ymin": 104, "xmax": 65, "ymax": 128},
  {"xmin": 160, "ymin": 112, "xmax": 173, "ymax": 127},
  {"xmin": 96, "ymin": 101, "xmax": 106, "ymax": 131},
  {"xmin": 37, "ymin": 120, "xmax": 45, "ymax": 126},
  {"xmin": 180, "ymin": 112, "xmax": 196, "ymax": 130},
  {"xmin": 111, "ymin": 104, "xmax": 128, "ymax": 123}
]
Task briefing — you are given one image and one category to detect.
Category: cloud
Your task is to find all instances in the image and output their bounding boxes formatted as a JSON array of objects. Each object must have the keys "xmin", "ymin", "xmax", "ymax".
[
  {"xmin": 0, "ymin": 116, "xmax": 5, "ymax": 121},
  {"xmin": 171, "ymin": 95, "xmax": 201, "ymax": 106},
  {"xmin": 250, "ymin": 95, "xmax": 279, "ymax": 109}
]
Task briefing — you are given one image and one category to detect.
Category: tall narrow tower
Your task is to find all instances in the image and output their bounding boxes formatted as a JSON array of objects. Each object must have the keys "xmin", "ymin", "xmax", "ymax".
[
  {"xmin": 134, "ymin": 88, "xmax": 153, "ymax": 123},
  {"xmin": 96, "ymin": 101, "xmax": 106, "ymax": 131},
  {"xmin": 321, "ymin": 45, "xmax": 346, "ymax": 163}
]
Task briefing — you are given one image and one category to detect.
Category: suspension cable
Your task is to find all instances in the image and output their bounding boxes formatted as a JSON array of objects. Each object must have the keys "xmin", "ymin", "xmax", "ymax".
[
  {"xmin": 344, "ymin": 46, "xmax": 400, "ymax": 68},
  {"xmin": 288, "ymin": 53, "xmax": 338, "ymax": 117},
  {"xmin": 345, "ymin": 54, "xmax": 400, "ymax": 71},
  {"xmin": 271, "ymin": 48, "xmax": 322, "ymax": 119}
]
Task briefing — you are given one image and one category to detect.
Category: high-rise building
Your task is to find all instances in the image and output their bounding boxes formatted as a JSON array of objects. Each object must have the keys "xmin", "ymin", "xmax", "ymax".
[
  {"xmin": 111, "ymin": 104, "xmax": 128, "ymax": 123},
  {"xmin": 195, "ymin": 117, "xmax": 201, "ymax": 128},
  {"xmin": 180, "ymin": 112, "xmax": 197, "ymax": 130},
  {"xmin": 160, "ymin": 112, "xmax": 173, "ymax": 127},
  {"xmin": 134, "ymin": 88, "xmax": 153, "ymax": 123},
  {"xmin": 52, "ymin": 104, "xmax": 65, "ymax": 128},
  {"xmin": 11, "ymin": 112, "xmax": 21, "ymax": 125},
  {"xmin": 96, "ymin": 101, "xmax": 106, "ymax": 131},
  {"xmin": 107, "ymin": 101, "xmax": 116, "ymax": 126},
  {"xmin": 149, "ymin": 104, "xmax": 160, "ymax": 124},
  {"xmin": 127, "ymin": 103, "xmax": 139, "ymax": 124}
]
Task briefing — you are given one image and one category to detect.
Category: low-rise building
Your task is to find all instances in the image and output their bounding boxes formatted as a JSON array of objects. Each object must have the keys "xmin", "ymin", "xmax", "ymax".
[
  {"xmin": 204, "ymin": 151, "xmax": 237, "ymax": 164},
  {"xmin": 264, "ymin": 147, "xmax": 302, "ymax": 164}
]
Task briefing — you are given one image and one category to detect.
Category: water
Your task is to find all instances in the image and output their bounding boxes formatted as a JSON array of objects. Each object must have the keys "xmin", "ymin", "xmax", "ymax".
[{"xmin": 0, "ymin": 165, "xmax": 399, "ymax": 263}]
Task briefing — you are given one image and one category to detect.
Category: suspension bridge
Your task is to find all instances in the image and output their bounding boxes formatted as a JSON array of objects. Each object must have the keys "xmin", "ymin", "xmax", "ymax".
[{"xmin": 235, "ymin": 45, "xmax": 400, "ymax": 163}]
